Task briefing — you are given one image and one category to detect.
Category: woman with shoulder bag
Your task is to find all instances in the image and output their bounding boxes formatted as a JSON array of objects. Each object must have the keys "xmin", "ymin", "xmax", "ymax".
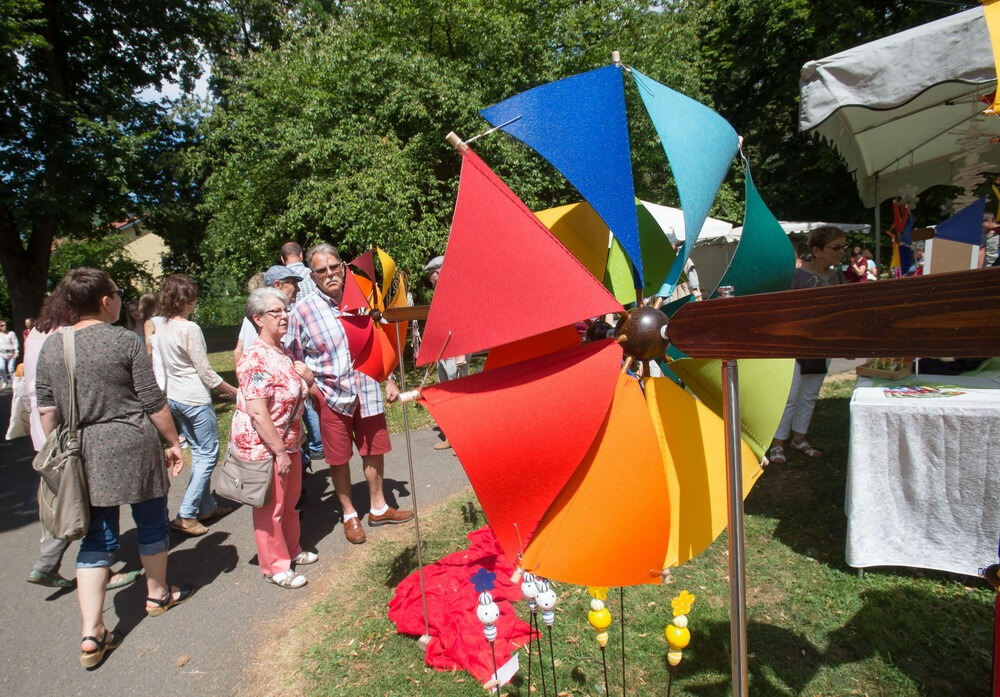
[
  {"xmin": 230, "ymin": 287, "xmax": 316, "ymax": 589},
  {"xmin": 767, "ymin": 227, "xmax": 848, "ymax": 465},
  {"xmin": 35, "ymin": 268, "xmax": 193, "ymax": 668}
]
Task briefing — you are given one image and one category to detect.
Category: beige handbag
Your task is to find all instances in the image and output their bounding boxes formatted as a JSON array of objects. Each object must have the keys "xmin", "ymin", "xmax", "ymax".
[
  {"xmin": 33, "ymin": 328, "xmax": 90, "ymax": 540},
  {"xmin": 216, "ymin": 390, "xmax": 302, "ymax": 508}
]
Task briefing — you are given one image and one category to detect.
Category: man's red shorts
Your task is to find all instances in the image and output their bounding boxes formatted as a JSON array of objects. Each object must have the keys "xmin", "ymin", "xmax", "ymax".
[{"xmin": 318, "ymin": 400, "xmax": 391, "ymax": 465}]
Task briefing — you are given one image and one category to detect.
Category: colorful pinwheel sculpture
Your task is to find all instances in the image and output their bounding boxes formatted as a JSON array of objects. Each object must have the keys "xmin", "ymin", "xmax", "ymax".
[
  {"xmin": 338, "ymin": 248, "xmax": 411, "ymax": 382},
  {"xmin": 381, "ymin": 56, "xmax": 999, "ymax": 693},
  {"xmin": 387, "ymin": 57, "xmax": 1000, "ymax": 589}
]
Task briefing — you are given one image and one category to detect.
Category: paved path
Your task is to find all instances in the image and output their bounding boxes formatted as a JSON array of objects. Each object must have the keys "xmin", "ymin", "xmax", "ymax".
[{"xmin": 0, "ymin": 392, "xmax": 469, "ymax": 697}]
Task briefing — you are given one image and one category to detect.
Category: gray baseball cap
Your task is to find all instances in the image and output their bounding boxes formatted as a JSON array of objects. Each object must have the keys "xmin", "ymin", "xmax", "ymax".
[
  {"xmin": 263, "ymin": 265, "xmax": 303, "ymax": 286},
  {"xmin": 423, "ymin": 255, "xmax": 444, "ymax": 273}
]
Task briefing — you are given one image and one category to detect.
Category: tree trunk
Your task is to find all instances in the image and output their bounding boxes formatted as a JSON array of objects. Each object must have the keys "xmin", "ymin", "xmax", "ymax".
[{"xmin": 0, "ymin": 205, "xmax": 54, "ymax": 355}]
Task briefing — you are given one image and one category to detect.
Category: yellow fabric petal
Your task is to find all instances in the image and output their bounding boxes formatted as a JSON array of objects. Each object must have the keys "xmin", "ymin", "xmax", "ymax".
[
  {"xmin": 376, "ymin": 247, "xmax": 396, "ymax": 307},
  {"xmin": 534, "ymin": 202, "xmax": 610, "ymax": 282},
  {"xmin": 644, "ymin": 377, "xmax": 763, "ymax": 569},
  {"xmin": 985, "ymin": 1, "xmax": 1000, "ymax": 115}
]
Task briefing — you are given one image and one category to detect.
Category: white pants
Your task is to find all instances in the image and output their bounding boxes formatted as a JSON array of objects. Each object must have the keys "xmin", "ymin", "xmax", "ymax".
[{"xmin": 774, "ymin": 362, "xmax": 826, "ymax": 440}]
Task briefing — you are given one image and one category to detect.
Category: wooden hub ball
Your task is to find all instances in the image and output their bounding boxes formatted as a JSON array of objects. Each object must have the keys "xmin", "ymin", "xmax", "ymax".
[{"xmin": 616, "ymin": 306, "xmax": 669, "ymax": 360}]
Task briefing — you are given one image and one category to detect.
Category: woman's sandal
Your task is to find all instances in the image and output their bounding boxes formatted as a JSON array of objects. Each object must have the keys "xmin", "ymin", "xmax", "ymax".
[
  {"xmin": 79, "ymin": 629, "xmax": 122, "ymax": 668},
  {"xmin": 790, "ymin": 439, "xmax": 823, "ymax": 458},
  {"xmin": 767, "ymin": 445, "xmax": 786, "ymax": 465},
  {"xmin": 145, "ymin": 584, "xmax": 195, "ymax": 616}
]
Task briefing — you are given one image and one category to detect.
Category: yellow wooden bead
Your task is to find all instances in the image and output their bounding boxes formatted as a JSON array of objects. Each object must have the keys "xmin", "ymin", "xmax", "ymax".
[
  {"xmin": 667, "ymin": 650, "xmax": 683, "ymax": 666},
  {"xmin": 589, "ymin": 607, "xmax": 612, "ymax": 632},
  {"xmin": 664, "ymin": 624, "xmax": 690, "ymax": 649}
]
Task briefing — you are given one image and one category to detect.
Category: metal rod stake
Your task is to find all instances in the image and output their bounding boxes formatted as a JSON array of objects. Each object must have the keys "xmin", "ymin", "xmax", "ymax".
[
  {"xmin": 395, "ymin": 329, "xmax": 431, "ymax": 648},
  {"xmin": 722, "ymin": 357, "xmax": 748, "ymax": 697}
]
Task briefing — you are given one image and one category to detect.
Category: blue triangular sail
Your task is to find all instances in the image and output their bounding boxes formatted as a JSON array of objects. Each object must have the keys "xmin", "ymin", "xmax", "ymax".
[
  {"xmin": 481, "ymin": 65, "xmax": 643, "ymax": 286},
  {"xmin": 631, "ymin": 69, "xmax": 739, "ymax": 298},
  {"xmin": 935, "ymin": 197, "xmax": 985, "ymax": 246},
  {"xmin": 899, "ymin": 211, "xmax": 916, "ymax": 274}
]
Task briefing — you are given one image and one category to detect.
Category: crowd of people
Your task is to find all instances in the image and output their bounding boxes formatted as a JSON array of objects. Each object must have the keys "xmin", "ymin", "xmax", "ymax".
[{"xmin": 10, "ymin": 241, "xmax": 418, "ymax": 667}]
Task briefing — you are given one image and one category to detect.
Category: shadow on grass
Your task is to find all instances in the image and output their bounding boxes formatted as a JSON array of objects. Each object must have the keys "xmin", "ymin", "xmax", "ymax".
[
  {"xmin": 745, "ymin": 392, "xmax": 852, "ymax": 571},
  {"xmin": 675, "ymin": 585, "xmax": 990, "ymax": 697}
]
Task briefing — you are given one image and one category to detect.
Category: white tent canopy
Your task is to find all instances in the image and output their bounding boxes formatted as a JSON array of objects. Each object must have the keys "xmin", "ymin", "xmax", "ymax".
[
  {"xmin": 639, "ymin": 200, "xmax": 735, "ymax": 244},
  {"xmin": 799, "ymin": 7, "xmax": 1000, "ymax": 207}
]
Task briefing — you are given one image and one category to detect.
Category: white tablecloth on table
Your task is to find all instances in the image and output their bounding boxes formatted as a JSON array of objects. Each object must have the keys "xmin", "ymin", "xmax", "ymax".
[{"xmin": 846, "ymin": 373, "xmax": 1000, "ymax": 576}]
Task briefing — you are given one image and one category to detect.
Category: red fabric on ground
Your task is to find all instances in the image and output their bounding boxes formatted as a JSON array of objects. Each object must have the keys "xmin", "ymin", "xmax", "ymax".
[{"xmin": 388, "ymin": 526, "xmax": 536, "ymax": 684}]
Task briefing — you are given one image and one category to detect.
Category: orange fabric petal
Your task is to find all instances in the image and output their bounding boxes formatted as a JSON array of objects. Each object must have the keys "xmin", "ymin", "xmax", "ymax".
[
  {"xmin": 418, "ymin": 340, "xmax": 622, "ymax": 564},
  {"xmin": 484, "ymin": 325, "xmax": 583, "ymax": 372},
  {"xmin": 521, "ymin": 374, "xmax": 669, "ymax": 587}
]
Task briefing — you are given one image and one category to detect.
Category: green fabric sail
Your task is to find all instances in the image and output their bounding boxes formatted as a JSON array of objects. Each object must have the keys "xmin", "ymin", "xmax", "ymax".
[
  {"xmin": 710, "ymin": 165, "xmax": 795, "ymax": 298},
  {"xmin": 670, "ymin": 358, "xmax": 794, "ymax": 461},
  {"xmin": 605, "ymin": 201, "xmax": 677, "ymax": 304}
]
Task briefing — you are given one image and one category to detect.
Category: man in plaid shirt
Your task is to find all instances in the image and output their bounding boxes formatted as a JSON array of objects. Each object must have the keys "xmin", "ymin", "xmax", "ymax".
[{"xmin": 288, "ymin": 243, "xmax": 412, "ymax": 544}]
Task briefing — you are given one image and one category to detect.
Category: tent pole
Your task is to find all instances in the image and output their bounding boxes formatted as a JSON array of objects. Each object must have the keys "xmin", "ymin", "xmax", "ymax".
[
  {"xmin": 718, "ymin": 286, "xmax": 748, "ymax": 697},
  {"xmin": 874, "ymin": 174, "xmax": 881, "ymax": 274}
]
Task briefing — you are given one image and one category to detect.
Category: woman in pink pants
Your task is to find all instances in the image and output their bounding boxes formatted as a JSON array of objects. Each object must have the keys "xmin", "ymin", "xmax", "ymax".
[{"xmin": 231, "ymin": 287, "xmax": 316, "ymax": 588}]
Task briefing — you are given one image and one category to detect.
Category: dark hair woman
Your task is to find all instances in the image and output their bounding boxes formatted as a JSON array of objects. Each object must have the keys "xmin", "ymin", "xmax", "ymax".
[
  {"xmin": 35, "ymin": 268, "xmax": 192, "ymax": 668},
  {"xmin": 156, "ymin": 275, "xmax": 238, "ymax": 535}
]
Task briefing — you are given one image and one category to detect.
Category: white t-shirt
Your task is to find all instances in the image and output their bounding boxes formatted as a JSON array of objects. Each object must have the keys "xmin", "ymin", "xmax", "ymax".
[{"xmin": 0, "ymin": 330, "xmax": 18, "ymax": 358}]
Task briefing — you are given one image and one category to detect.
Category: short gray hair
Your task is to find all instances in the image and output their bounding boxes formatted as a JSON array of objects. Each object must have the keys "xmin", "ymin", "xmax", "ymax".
[
  {"xmin": 306, "ymin": 242, "xmax": 341, "ymax": 270},
  {"xmin": 245, "ymin": 287, "xmax": 288, "ymax": 324}
]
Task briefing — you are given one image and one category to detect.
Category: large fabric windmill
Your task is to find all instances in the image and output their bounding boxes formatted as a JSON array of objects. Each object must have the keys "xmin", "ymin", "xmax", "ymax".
[{"xmin": 383, "ymin": 58, "xmax": 1000, "ymax": 694}]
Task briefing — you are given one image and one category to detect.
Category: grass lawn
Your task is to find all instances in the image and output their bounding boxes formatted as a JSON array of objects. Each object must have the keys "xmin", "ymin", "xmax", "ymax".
[{"xmin": 246, "ymin": 373, "xmax": 994, "ymax": 697}]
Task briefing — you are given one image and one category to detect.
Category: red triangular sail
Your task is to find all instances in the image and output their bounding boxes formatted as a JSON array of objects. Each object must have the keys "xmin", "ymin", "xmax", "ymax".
[
  {"xmin": 416, "ymin": 150, "xmax": 623, "ymax": 366},
  {"xmin": 418, "ymin": 340, "xmax": 623, "ymax": 564}
]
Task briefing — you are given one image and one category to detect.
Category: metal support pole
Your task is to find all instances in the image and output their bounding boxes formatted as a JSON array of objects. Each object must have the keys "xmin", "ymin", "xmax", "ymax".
[
  {"xmin": 874, "ymin": 174, "xmax": 882, "ymax": 275},
  {"xmin": 395, "ymin": 328, "xmax": 432, "ymax": 649},
  {"xmin": 722, "ymin": 357, "xmax": 748, "ymax": 697}
]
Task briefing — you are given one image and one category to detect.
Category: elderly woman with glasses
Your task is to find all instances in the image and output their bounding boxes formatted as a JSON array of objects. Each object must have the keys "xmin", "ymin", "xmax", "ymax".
[
  {"xmin": 768, "ymin": 226, "xmax": 848, "ymax": 465},
  {"xmin": 231, "ymin": 287, "xmax": 316, "ymax": 588},
  {"xmin": 35, "ymin": 268, "xmax": 191, "ymax": 668}
]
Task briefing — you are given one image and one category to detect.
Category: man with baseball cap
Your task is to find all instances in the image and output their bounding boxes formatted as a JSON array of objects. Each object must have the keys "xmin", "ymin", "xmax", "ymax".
[{"xmin": 233, "ymin": 265, "xmax": 302, "ymax": 365}]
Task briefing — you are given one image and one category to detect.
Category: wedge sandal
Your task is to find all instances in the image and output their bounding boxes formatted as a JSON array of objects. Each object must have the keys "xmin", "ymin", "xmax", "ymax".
[
  {"xmin": 767, "ymin": 445, "xmax": 786, "ymax": 466},
  {"xmin": 79, "ymin": 630, "xmax": 122, "ymax": 668},
  {"xmin": 145, "ymin": 584, "xmax": 195, "ymax": 616}
]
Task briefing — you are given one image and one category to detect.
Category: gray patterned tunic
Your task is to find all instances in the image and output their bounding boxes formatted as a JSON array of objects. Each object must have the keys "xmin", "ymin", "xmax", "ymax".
[{"xmin": 36, "ymin": 324, "xmax": 170, "ymax": 506}]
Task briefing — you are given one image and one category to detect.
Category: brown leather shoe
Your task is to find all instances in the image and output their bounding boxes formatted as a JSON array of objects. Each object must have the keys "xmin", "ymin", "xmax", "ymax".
[
  {"xmin": 368, "ymin": 507, "xmax": 414, "ymax": 527},
  {"xmin": 171, "ymin": 517, "xmax": 209, "ymax": 536},
  {"xmin": 343, "ymin": 517, "xmax": 366, "ymax": 544}
]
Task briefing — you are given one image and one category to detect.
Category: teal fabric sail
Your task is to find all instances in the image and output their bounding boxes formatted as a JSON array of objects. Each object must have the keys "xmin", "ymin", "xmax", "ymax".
[
  {"xmin": 631, "ymin": 70, "xmax": 739, "ymax": 298},
  {"xmin": 481, "ymin": 65, "xmax": 644, "ymax": 286},
  {"xmin": 711, "ymin": 165, "xmax": 796, "ymax": 298}
]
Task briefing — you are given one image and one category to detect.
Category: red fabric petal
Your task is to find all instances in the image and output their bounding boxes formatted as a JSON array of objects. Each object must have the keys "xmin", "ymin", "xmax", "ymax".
[
  {"xmin": 350, "ymin": 250, "xmax": 376, "ymax": 284},
  {"xmin": 339, "ymin": 314, "xmax": 374, "ymax": 363},
  {"xmin": 340, "ymin": 271, "xmax": 370, "ymax": 312},
  {"xmin": 418, "ymin": 339, "xmax": 622, "ymax": 564},
  {"xmin": 484, "ymin": 325, "xmax": 583, "ymax": 372},
  {"xmin": 388, "ymin": 527, "xmax": 535, "ymax": 684},
  {"xmin": 416, "ymin": 150, "xmax": 623, "ymax": 366}
]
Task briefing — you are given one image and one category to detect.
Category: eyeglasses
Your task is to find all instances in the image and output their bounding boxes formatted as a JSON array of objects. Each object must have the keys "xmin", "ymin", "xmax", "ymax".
[
  {"xmin": 111, "ymin": 289, "xmax": 125, "ymax": 299},
  {"xmin": 826, "ymin": 244, "xmax": 846, "ymax": 251},
  {"xmin": 261, "ymin": 308, "xmax": 289, "ymax": 317},
  {"xmin": 312, "ymin": 262, "xmax": 345, "ymax": 276}
]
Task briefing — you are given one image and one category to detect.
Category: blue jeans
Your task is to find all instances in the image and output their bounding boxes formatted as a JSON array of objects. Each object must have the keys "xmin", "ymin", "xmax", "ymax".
[
  {"xmin": 169, "ymin": 399, "xmax": 220, "ymax": 519},
  {"xmin": 77, "ymin": 496, "xmax": 169, "ymax": 568},
  {"xmin": 303, "ymin": 398, "xmax": 323, "ymax": 457}
]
